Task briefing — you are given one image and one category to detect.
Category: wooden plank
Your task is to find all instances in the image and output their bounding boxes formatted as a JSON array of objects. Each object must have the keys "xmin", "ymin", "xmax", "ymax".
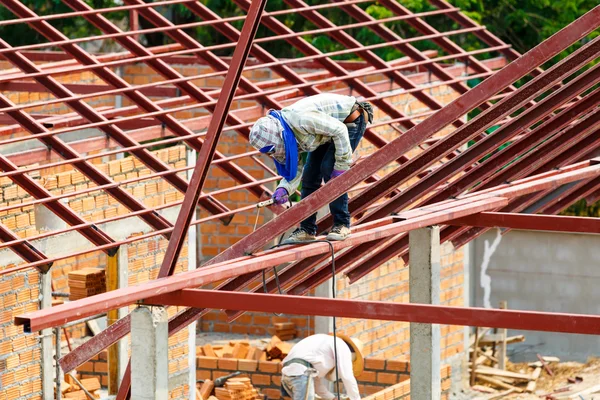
[
  {"xmin": 478, "ymin": 334, "xmax": 525, "ymax": 346},
  {"xmin": 526, "ymin": 367, "xmax": 542, "ymax": 393},
  {"xmin": 471, "ymin": 327, "xmax": 480, "ymax": 387},
  {"xmin": 474, "ymin": 366, "xmax": 532, "ymax": 381},
  {"xmin": 488, "ymin": 388, "xmax": 516, "ymax": 399},
  {"xmin": 476, "ymin": 375, "xmax": 524, "ymax": 393},
  {"xmin": 567, "ymin": 383, "xmax": 600, "ymax": 399},
  {"xmin": 498, "ymin": 301, "xmax": 507, "ymax": 370}
]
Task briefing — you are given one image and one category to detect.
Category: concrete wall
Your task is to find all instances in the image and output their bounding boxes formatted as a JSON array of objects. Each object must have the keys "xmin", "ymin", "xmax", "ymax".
[{"xmin": 470, "ymin": 229, "xmax": 600, "ymax": 362}]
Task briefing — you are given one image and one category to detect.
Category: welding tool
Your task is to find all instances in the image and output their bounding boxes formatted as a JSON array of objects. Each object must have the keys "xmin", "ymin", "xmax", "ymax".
[{"xmin": 253, "ymin": 198, "xmax": 274, "ymax": 231}]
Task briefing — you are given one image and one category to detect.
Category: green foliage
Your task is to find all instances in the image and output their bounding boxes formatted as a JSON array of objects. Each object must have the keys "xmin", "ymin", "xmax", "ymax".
[
  {"xmin": 560, "ymin": 199, "xmax": 600, "ymax": 218},
  {"xmin": 0, "ymin": 0, "xmax": 125, "ymax": 47}
]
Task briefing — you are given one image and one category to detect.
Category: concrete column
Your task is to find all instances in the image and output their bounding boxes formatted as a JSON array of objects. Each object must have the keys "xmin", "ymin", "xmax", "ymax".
[
  {"xmin": 186, "ymin": 148, "xmax": 198, "ymax": 400},
  {"xmin": 132, "ymin": 306, "xmax": 169, "ymax": 400},
  {"xmin": 409, "ymin": 226, "xmax": 441, "ymax": 400},
  {"xmin": 314, "ymin": 279, "xmax": 333, "ymax": 334},
  {"xmin": 108, "ymin": 245, "xmax": 129, "ymax": 394},
  {"xmin": 40, "ymin": 272, "xmax": 53, "ymax": 400}
]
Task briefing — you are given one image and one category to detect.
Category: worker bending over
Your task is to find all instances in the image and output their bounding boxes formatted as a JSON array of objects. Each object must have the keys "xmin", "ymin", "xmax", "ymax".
[
  {"xmin": 280, "ymin": 334, "xmax": 364, "ymax": 400},
  {"xmin": 249, "ymin": 94, "xmax": 373, "ymax": 243}
]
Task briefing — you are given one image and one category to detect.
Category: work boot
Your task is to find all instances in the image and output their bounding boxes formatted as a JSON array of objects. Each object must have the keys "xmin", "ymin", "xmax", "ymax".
[
  {"xmin": 326, "ymin": 225, "xmax": 351, "ymax": 241},
  {"xmin": 282, "ymin": 228, "xmax": 316, "ymax": 244}
]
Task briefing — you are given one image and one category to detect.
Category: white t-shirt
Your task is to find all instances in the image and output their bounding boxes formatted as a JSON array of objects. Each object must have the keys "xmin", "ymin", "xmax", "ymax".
[{"xmin": 282, "ymin": 334, "xmax": 360, "ymax": 400}]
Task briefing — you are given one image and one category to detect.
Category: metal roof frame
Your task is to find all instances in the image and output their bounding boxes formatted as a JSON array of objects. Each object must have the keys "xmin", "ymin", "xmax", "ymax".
[{"xmin": 0, "ymin": 1, "xmax": 598, "ymax": 397}]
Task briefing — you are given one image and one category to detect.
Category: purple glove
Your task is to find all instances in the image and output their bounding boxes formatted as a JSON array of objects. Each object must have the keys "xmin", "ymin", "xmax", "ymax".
[
  {"xmin": 272, "ymin": 187, "xmax": 289, "ymax": 205},
  {"xmin": 330, "ymin": 169, "xmax": 345, "ymax": 180}
]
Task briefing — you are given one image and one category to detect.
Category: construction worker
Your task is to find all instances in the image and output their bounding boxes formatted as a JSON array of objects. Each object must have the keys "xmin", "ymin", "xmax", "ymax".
[
  {"xmin": 280, "ymin": 333, "xmax": 364, "ymax": 400},
  {"xmin": 249, "ymin": 94, "xmax": 373, "ymax": 243}
]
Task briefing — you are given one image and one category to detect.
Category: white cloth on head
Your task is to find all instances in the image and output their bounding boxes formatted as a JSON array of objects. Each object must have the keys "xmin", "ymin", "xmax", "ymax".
[{"xmin": 282, "ymin": 334, "xmax": 360, "ymax": 400}]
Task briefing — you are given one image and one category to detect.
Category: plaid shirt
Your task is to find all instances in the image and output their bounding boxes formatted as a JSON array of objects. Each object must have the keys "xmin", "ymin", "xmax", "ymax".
[{"xmin": 278, "ymin": 94, "xmax": 356, "ymax": 194}]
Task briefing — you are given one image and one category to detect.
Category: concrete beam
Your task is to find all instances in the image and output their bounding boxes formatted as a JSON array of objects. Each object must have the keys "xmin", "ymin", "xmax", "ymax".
[
  {"xmin": 409, "ymin": 226, "xmax": 441, "ymax": 400},
  {"xmin": 131, "ymin": 306, "xmax": 168, "ymax": 400}
]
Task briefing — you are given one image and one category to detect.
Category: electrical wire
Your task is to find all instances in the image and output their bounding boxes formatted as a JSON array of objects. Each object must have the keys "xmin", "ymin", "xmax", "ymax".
[{"xmin": 267, "ymin": 236, "xmax": 341, "ymax": 400}]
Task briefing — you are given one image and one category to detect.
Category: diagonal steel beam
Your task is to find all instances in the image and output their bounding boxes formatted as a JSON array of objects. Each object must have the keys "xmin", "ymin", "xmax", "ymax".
[
  {"xmin": 0, "ymin": 3, "xmax": 232, "ymax": 222},
  {"xmin": 331, "ymin": 36, "xmax": 600, "ymax": 228},
  {"xmin": 0, "ymin": 221, "xmax": 52, "ymax": 273},
  {"xmin": 6, "ymin": 0, "xmax": 266, "ymax": 208},
  {"xmin": 282, "ymin": 0, "xmax": 466, "ymax": 129}
]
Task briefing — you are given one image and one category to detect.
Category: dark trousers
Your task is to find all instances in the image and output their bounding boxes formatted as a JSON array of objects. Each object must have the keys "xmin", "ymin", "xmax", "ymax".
[{"xmin": 299, "ymin": 114, "xmax": 366, "ymax": 234}]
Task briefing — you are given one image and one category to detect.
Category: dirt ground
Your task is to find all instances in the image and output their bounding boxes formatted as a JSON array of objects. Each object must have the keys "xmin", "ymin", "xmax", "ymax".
[{"xmin": 460, "ymin": 358, "xmax": 600, "ymax": 399}]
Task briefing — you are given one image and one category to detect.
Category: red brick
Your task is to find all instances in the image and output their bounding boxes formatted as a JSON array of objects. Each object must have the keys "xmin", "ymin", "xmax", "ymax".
[
  {"xmin": 251, "ymin": 374, "xmax": 271, "ymax": 386},
  {"xmin": 94, "ymin": 361, "xmax": 108, "ymax": 373},
  {"xmin": 213, "ymin": 370, "xmax": 229, "ymax": 379},
  {"xmin": 238, "ymin": 359, "xmax": 258, "ymax": 372},
  {"xmin": 264, "ymin": 388, "xmax": 281, "ymax": 399},
  {"xmin": 218, "ymin": 358, "xmax": 238, "ymax": 370},
  {"xmin": 357, "ymin": 370, "xmax": 376, "ymax": 383},
  {"xmin": 364, "ymin": 358, "xmax": 386, "ymax": 370},
  {"xmin": 197, "ymin": 356, "xmax": 218, "ymax": 369},
  {"xmin": 196, "ymin": 370, "xmax": 211, "ymax": 380},
  {"xmin": 258, "ymin": 361, "xmax": 279, "ymax": 373},
  {"xmin": 363, "ymin": 385, "xmax": 382, "ymax": 395},
  {"xmin": 377, "ymin": 372, "xmax": 398, "ymax": 385},
  {"xmin": 386, "ymin": 360, "xmax": 408, "ymax": 372}
]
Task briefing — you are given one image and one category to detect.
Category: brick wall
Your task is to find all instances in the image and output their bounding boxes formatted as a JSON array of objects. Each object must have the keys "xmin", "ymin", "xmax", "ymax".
[
  {"xmin": 194, "ymin": 356, "xmax": 452, "ymax": 400},
  {"xmin": 0, "ymin": 269, "xmax": 42, "ymax": 399},
  {"xmin": 200, "ymin": 313, "xmax": 314, "ymax": 338},
  {"xmin": 0, "ymin": 144, "xmax": 193, "ymax": 399}
]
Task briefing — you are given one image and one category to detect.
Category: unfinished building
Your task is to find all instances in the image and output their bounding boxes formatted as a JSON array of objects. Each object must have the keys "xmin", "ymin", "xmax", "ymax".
[{"xmin": 0, "ymin": 0, "xmax": 599, "ymax": 399}]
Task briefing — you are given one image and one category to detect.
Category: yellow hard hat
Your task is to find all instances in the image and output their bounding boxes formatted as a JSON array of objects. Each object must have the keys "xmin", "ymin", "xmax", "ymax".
[{"xmin": 329, "ymin": 333, "xmax": 364, "ymax": 376}]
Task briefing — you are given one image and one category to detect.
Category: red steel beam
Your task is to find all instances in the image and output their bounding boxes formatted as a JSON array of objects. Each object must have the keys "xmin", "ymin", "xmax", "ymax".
[
  {"xmin": 282, "ymin": 0, "xmax": 466, "ymax": 130},
  {"xmin": 5, "ymin": 0, "xmax": 268, "ymax": 206},
  {"xmin": 330, "ymin": 36, "xmax": 600, "ymax": 228},
  {"xmin": 56, "ymin": 160, "xmax": 598, "ymax": 373},
  {"xmin": 56, "ymin": 0, "xmax": 270, "ymax": 204},
  {"xmin": 114, "ymin": 0, "xmax": 269, "ymax": 395},
  {"xmin": 210, "ymin": 6, "xmax": 600, "ymax": 263},
  {"xmin": 449, "ymin": 212, "xmax": 600, "ymax": 234},
  {"xmin": 145, "ymin": 289, "xmax": 600, "ymax": 335},
  {"xmin": 157, "ymin": 0, "xmax": 267, "ymax": 277},
  {"xmin": 0, "ymin": 221, "xmax": 51, "ymax": 273},
  {"xmin": 0, "ymin": 19, "xmax": 231, "ymax": 224},
  {"xmin": 345, "ymin": 161, "xmax": 600, "ymax": 283},
  {"xmin": 15, "ymin": 196, "xmax": 509, "ymax": 333},
  {"xmin": 434, "ymin": 89, "xmax": 600, "ymax": 200}
]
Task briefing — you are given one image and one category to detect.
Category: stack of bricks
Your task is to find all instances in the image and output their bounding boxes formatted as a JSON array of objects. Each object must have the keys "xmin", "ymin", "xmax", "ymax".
[
  {"xmin": 78, "ymin": 350, "xmax": 109, "ymax": 387},
  {"xmin": 214, "ymin": 377, "xmax": 263, "ymax": 400},
  {"xmin": 68, "ymin": 268, "xmax": 106, "ymax": 301}
]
